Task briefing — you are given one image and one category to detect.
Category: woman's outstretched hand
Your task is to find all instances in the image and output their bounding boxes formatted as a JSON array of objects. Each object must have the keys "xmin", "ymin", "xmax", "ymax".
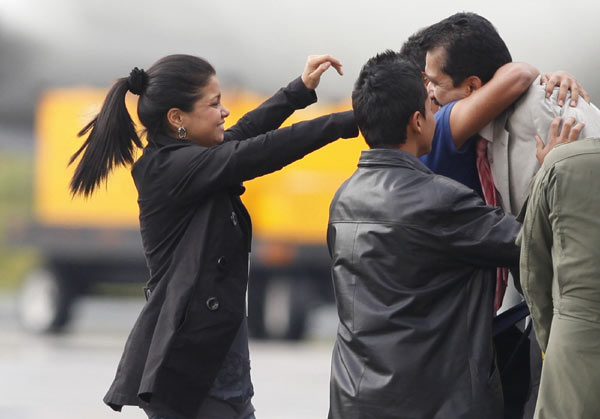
[{"xmin": 301, "ymin": 55, "xmax": 343, "ymax": 90}]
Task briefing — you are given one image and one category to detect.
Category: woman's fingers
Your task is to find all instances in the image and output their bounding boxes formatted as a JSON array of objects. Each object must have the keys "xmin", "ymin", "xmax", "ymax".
[
  {"xmin": 301, "ymin": 55, "xmax": 343, "ymax": 90},
  {"xmin": 312, "ymin": 61, "xmax": 332, "ymax": 76}
]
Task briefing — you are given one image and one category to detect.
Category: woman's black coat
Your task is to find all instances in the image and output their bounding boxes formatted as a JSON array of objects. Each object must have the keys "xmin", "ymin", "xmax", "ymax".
[{"xmin": 103, "ymin": 77, "xmax": 357, "ymax": 417}]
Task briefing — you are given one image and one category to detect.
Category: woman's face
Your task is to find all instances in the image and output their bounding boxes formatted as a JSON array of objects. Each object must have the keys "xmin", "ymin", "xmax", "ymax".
[{"xmin": 181, "ymin": 75, "xmax": 230, "ymax": 147}]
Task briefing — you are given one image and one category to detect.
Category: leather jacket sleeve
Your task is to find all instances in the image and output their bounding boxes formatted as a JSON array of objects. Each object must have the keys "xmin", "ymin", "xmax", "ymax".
[{"xmin": 423, "ymin": 176, "xmax": 521, "ymax": 269}]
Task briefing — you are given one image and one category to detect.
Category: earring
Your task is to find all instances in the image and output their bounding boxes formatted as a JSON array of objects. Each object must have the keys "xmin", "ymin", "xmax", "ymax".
[{"xmin": 177, "ymin": 126, "xmax": 187, "ymax": 140}]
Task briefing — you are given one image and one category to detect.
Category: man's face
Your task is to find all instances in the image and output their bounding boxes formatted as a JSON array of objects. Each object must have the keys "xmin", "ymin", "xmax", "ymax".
[{"xmin": 425, "ymin": 47, "xmax": 469, "ymax": 107}]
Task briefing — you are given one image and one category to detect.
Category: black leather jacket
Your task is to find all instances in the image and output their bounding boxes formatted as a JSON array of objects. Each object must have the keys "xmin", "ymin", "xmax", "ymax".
[{"xmin": 327, "ymin": 149, "xmax": 520, "ymax": 419}]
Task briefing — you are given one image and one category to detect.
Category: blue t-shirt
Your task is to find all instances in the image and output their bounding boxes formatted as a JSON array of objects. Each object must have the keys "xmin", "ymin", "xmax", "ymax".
[{"xmin": 420, "ymin": 101, "xmax": 483, "ymax": 197}]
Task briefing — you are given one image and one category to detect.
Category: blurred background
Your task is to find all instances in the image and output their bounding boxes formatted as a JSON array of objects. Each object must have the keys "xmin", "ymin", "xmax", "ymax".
[{"xmin": 1, "ymin": 1, "xmax": 599, "ymax": 418}]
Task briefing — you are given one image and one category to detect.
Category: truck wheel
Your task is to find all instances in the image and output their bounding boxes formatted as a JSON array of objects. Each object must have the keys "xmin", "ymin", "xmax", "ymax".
[{"xmin": 17, "ymin": 269, "xmax": 73, "ymax": 333}]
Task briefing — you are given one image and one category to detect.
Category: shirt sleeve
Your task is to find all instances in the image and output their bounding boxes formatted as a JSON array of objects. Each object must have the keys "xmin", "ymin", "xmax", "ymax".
[
  {"xmin": 224, "ymin": 77, "xmax": 317, "ymax": 143},
  {"xmin": 518, "ymin": 166, "xmax": 555, "ymax": 352}
]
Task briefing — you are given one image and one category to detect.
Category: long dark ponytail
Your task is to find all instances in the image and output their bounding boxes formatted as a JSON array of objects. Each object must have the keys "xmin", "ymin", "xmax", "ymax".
[
  {"xmin": 69, "ymin": 68, "xmax": 144, "ymax": 197},
  {"xmin": 69, "ymin": 55, "xmax": 215, "ymax": 197}
]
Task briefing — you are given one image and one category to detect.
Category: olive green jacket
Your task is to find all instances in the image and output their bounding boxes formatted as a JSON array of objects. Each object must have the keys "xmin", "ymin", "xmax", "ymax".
[{"xmin": 518, "ymin": 137, "xmax": 600, "ymax": 419}]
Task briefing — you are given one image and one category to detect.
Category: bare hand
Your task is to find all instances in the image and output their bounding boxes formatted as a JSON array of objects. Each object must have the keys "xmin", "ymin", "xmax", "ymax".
[
  {"xmin": 536, "ymin": 116, "xmax": 585, "ymax": 164},
  {"xmin": 540, "ymin": 71, "xmax": 590, "ymax": 107},
  {"xmin": 301, "ymin": 55, "xmax": 343, "ymax": 90}
]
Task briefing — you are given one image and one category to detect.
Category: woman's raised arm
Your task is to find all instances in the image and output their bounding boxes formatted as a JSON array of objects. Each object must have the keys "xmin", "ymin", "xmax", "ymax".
[{"xmin": 225, "ymin": 55, "xmax": 344, "ymax": 142}]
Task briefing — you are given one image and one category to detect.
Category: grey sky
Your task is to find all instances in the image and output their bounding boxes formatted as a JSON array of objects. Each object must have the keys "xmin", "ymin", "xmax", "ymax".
[{"xmin": 1, "ymin": 0, "xmax": 599, "ymax": 119}]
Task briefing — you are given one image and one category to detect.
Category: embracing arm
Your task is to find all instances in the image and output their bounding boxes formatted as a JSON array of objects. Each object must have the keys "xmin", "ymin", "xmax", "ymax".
[
  {"xmin": 450, "ymin": 62, "xmax": 539, "ymax": 148},
  {"xmin": 225, "ymin": 55, "xmax": 343, "ymax": 142}
]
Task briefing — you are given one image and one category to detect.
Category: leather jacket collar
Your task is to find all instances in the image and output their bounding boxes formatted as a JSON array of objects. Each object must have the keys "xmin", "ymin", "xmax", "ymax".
[{"xmin": 358, "ymin": 148, "xmax": 433, "ymax": 174}]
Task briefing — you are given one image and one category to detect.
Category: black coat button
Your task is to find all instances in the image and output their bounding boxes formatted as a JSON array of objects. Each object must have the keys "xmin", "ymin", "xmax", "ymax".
[
  {"xmin": 206, "ymin": 297, "xmax": 220, "ymax": 311},
  {"xmin": 217, "ymin": 256, "xmax": 227, "ymax": 270},
  {"xmin": 230, "ymin": 212, "xmax": 238, "ymax": 226}
]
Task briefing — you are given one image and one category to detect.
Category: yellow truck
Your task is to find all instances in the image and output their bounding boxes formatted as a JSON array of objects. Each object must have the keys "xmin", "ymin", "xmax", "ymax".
[{"xmin": 16, "ymin": 87, "xmax": 366, "ymax": 338}]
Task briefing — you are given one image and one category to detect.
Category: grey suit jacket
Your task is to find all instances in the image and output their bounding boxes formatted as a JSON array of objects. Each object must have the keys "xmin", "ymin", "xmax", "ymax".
[{"xmin": 480, "ymin": 76, "xmax": 600, "ymax": 216}]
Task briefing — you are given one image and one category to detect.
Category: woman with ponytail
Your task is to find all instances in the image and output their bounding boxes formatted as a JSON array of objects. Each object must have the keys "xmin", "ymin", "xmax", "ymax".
[{"xmin": 70, "ymin": 54, "xmax": 357, "ymax": 418}]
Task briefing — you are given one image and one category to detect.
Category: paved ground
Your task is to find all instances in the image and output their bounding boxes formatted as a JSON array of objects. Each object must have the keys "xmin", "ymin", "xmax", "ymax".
[{"xmin": 0, "ymin": 293, "xmax": 338, "ymax": 419}]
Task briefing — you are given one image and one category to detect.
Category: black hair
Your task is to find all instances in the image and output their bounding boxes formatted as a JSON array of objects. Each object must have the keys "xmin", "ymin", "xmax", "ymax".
[
  {"xmin": 399, "ymin": 25, "xmax": 435, "ymax": 71},
  {"xmin": 426, "ymin": 12, "xmax": 512, "ymax": 86},
  {"xmin": 352, "ymin": 50, "xmax": 427, "ymax": 149},
  {"xmin": 69, "ymin": 54, "xmax": 215, "ymax": 197}
]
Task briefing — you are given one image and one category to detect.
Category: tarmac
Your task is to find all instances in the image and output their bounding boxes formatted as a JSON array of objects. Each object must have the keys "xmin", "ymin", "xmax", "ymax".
[{"xmin": 0, "ymin": 293, "xmax": 338, "ymax": 419}]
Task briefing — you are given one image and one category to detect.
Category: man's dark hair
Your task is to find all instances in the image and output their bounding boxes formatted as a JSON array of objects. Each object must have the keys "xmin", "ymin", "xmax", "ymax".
[
  {"xmin": 427, "ymin": 12, "xmax": 512, "ymax": 86},
  {"xmin": 352, "ymin": 50, "xmax": 427, "ymax": 149},
  {"xmin": 399, "ymin": 25, "xmax": 435, "ymax": 71}
]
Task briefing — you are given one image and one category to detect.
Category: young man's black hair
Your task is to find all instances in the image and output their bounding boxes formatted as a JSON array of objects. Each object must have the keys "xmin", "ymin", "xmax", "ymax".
[{"xmin": 352, "ymin": 50, "xmax": 427, "ymax": 149}]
